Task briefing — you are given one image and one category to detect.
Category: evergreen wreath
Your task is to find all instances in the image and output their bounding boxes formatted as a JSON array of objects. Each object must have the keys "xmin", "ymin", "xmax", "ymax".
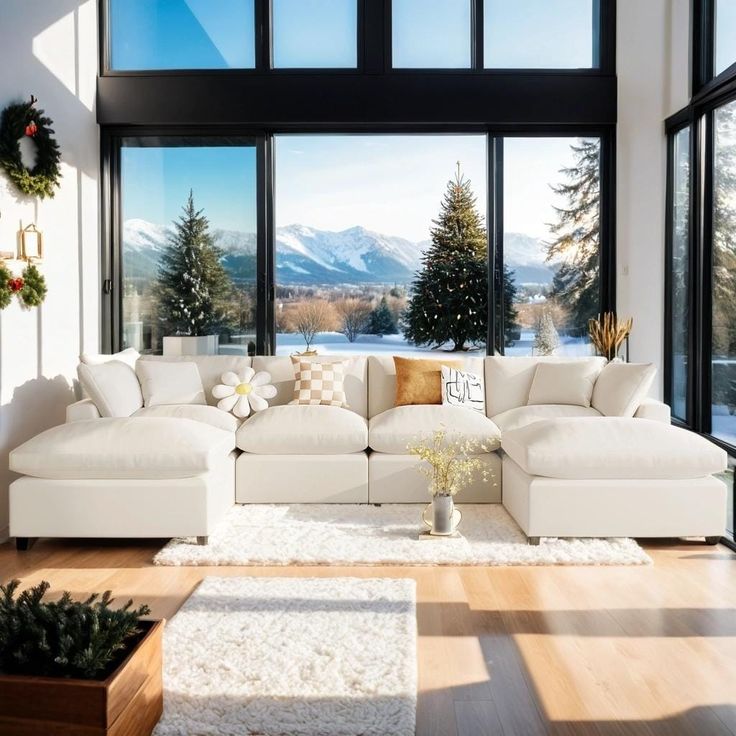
[
  {"xmin": 0, "ymin": 96, "xmax": 61, "ymax": 198},
  {"xmin": 19, "ymin": 263, "xmax": 47, "ymax": 307}
]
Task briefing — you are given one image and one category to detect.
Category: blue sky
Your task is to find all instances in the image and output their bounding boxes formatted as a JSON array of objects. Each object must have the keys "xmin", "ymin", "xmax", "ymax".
[
  {"xmin": 716, "ymin": 0, "xmax": 736, "ymax": 75},
  {"xmin": 111, "ymin": 0, "xmax": 595, "ymax": 71},
  {"xmin": 121, "ymin": 136, "xmax": 586, "ymax": 242},
  {"xmin": 484, "ymin": 0, "xmax": 595, "ymax": 68},
  {"xmin": 121, "ymin": 146, "xmax": 257, "ymax": 232}
]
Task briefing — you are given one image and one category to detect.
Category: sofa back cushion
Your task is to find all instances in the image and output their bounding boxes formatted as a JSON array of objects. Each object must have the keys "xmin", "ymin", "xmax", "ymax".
[
  {"xmin": 253, "ymin": 355, "xmax": 368, "ymax": 417},
  {"xmin": 527, "ymin": 360, "xmax": 602, "ymax": 407},
  {"xmin": 484, "ymin": 356, "xmax": 607, "ymax": 417},
  {"xmin": 592, "ymin": 361, "xmax": 657, "ymax": 417},
  {"xmin": 138, "ymin": 355, "xmax": 252, "ymax": 406},
  {"xmin": 136, "ymin": 361, "xmax": 207, "ymax": 407},
  {"xmin": 368, "ymin": 355, "xmax": 484, "ymax": 418},
  {"xmin": 77, "ymin": 361, "xmax": 143, "ymax": 418}
]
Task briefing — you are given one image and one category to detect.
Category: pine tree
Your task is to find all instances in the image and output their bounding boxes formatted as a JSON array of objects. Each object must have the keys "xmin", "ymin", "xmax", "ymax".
[
  {"xmin": 546, "ymin": 139, "xmax": 601, "ymax": 332},
  {"xmin": 156, "ymin": 191, "xmax": 235, "ymax": 339},
  {"xmin": 501, "ymin": 264, "xmax": 520, "ymax": 347},
  {"xmin": 369, "ymin": 295, "xmax": 398, "ymax": 335},
  {"xmin": 404, "ymin": 166, "xmax": 487, "ymax": 351},
  {"xmin": 534, "ymin": 309, "xmax": 560, "ymax": 356}
]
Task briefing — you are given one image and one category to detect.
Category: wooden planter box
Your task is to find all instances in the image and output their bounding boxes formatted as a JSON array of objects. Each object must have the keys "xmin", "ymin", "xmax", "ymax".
[{"xmin": 0, "ymin": 619, "xmax": 164, "ymax": 736}]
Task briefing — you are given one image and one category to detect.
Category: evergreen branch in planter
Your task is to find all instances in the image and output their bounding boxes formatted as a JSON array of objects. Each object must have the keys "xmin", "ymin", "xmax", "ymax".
[{"xmin": 0, "ymin": 580, "xmax": 151, "ymax": 680}]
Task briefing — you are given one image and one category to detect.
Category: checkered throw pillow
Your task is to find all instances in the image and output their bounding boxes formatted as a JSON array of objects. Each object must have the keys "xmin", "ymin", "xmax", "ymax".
[{"xmin": 289, "ymin": 357, "xmax": 349, "ymax": 408}]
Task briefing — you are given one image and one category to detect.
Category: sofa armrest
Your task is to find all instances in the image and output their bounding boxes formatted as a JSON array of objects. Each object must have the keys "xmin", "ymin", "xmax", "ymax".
[
  {"xmin": 66, "ymin": 399, "xmax": 101, "ymax": 422},
  {"xmin": 634, "ymin": 398, "xmax": 671, "ymax": 424}
]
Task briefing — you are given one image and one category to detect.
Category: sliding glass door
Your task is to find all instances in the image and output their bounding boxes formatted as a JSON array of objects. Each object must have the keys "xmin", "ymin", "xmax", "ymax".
[{"xmin": 118, "ymin": 137, "xmax": 258, "ymax": 355}]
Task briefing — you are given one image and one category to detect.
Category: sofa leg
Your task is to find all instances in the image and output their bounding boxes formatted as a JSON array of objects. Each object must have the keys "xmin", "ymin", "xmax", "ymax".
[
  {"xmin": 528, "ymin": 536, "xmax": 541, "ymax": 546},
  {"xmin": 16, "ymin": 537, "xmax": 37, "ymax": 551},
  {"xmin": 196, "ymin": 536, "xmax": 209, "ymax": 546},
  {"xmin": 705, "ymin": 536, "xmax": 721, "ymax": 546}
]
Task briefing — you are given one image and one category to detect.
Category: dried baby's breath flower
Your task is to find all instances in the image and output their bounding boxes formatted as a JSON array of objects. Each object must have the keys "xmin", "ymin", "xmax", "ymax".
[{"xmin": 407, "ymin": 427, "xmax": 496, "ymax": 496}]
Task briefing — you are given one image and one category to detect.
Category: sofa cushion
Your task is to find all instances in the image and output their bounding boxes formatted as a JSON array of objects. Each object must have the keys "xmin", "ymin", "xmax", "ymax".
[
  {"xmin": 394, "ymin": 356, "xmax": 463, "ymax": 406},
  {"xmin": 9, "ymin": 418, "xmax": 236, "ymax": 480},
  {"xmin": 484, "ymin": 356, "xmax": 607, "ymax": 417},
  {"xmin": 502, "ymin": 417, "xmax": 728, "ymax": 480},
  {"xmin": 138, "ymin": 355, "xmax": 253, "ymax": 407},
  {"xmin": 492, "ymin": 404, "xmax": 601, "ymax": 433},
  {"xmin": 592, "ymin": 361, "xmax": 657, "ymax": 417},
  {"xmin": 527, "ymin": 360, "xmax": 602, "ymax": 407},
  {"xmin": 136, "ymin": 360, "xmax": 206, "ymax": 407},
  {"xmin": 369, "ymin": 405, "xmax": 501, "ymax": 454},
  {"xmin": 77, "ymin": 361, "xmax": 143, "ymax": 418},
  {"xmin": 237, "ymin": 405, "xmax": 368, "ymax": 454},
  {"xmin": 253, "ymin": 355, "xmax": 367, "ymax": 417},
  {"xmin": 133, "ymin": 404, "xmax": 240, "ymax": 433},
  {"xmin": 368, "ymin": 355, "xmax": 485, "ymax": 418},
  {"xmin": 80, "ymin": 347, "xmax": 140, "ymax": 370}
]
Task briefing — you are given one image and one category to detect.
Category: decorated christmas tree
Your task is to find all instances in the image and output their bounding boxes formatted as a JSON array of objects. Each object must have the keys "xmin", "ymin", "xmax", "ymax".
[
  {"xmin": 156, "ymin": 191, "xmax": 235, "ymax": 340},
  {"xmin": 403, "ymin": 165, "xmax": 487, "ymax": 351},
  {"xmin": 369, "ymin": 295, "xmax": 398, "ymax": 335}
]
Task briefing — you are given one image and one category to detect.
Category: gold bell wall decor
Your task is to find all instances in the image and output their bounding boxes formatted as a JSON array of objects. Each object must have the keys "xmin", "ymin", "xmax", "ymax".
[{"xmin": 18, "ymin": 223, "xmax": 43, "ymax": 262}]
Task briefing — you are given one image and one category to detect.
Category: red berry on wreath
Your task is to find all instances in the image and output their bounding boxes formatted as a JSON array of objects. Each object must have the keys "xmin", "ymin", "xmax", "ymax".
[
  {"xmin": 9, "ymin": 277, "xmax": 24, "ymax": 293},
  {"xmin": 24, "ymin": 121, "xmax": 38, "ymax": 137}
]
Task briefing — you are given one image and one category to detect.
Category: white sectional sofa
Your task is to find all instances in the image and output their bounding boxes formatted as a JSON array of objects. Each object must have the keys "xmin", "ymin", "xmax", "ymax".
[{"xmin": 7, "ymin": 353, "xmax": 729, "ymax": 549}]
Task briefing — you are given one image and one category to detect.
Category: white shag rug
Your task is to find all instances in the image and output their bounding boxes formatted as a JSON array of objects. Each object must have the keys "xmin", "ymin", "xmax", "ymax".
[
  {"xmin": 153, "ymin": 576, "xmax": 417, "ymax": 736},
  {"xmin": 154, "ymin": 504, "xmax": 650, "ymax": 567}
]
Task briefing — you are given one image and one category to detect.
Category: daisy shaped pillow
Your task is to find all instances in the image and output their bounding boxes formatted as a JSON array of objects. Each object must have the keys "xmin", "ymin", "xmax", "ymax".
[{"xmin": 212, "ymin": 368, "xmax": 277, "ymax": 419}]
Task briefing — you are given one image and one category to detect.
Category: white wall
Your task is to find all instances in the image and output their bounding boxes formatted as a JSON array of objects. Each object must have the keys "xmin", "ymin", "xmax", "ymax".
[
  {"xmin": 0, "ymin": 0, "xmax": 99, "ymax": 541},
  {"xmin": 617, "ymin": 0, "xmax": 691, "ymax": 397}
]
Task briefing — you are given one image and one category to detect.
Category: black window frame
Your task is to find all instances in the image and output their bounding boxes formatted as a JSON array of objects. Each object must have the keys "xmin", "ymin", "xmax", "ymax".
[{"xmin": 693, "ymin": 0, "xmax": 736, "ymax": 95}]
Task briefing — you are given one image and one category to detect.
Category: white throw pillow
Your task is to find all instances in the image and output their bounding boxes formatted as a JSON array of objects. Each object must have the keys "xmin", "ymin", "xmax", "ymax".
[
  {"xmin": 592, "ymin": 361, "xmax": 657, "ymax": 417},
  {"xmin": 77, "ymin": 361, "xmax": 143, "ymax": 418},
  {"xmin": 80, "ymin": 347, "xmax": 139, "ymax": 370},
  {"xmin": 136, "ymin": 360, "xmax": 206, "ymax": 407},
  {"xmin": 440, "ymin": 365, "xmax": 485, "ymax": 413},
  {"xmin": 527, "ymin": 360, "xmax": 602, "ymax": 407}
]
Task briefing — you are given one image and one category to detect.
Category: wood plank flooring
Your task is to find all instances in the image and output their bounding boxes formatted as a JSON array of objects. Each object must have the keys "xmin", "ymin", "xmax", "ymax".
[{"xmin": 1, "ymin": 537, "xmax": 735, "ymax": 735}]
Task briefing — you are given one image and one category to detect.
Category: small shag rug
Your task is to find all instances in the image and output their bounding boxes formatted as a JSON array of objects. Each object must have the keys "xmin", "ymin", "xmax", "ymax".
[
  {"xmin": 153, "ymin": 577, "xmax": 417, "ymax": 736},
  {"xmin": 154, "ymin": 504, "xmax": 650, "ymax": 566}
]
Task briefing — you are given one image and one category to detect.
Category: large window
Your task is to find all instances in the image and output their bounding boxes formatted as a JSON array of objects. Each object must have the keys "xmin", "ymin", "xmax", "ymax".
[
  {"xmin": 273, "ymin": 135, "xmax": 487, "ymax": 355},
  {"xmin": 484, "ymin": 0, "xmax": 598, "ymax": 69},
  {"xmin": 392, "ymin": 0, "xmax": 472, "ymax": 69},
  {"xmin": 668, "ymin": 127, "xmax": 691, "ymax": 422},
  {"xmin": 666, "ymin": 0, "xmax": 736, "ymax": 546},
  {"xmin": 501, "ymin": 137, "xmax": 601, "ymax": 356},
  {"xmin": 712, "ymin": 101, "xmax": 736, "ymax": 446},
  {"xmin": 109, "ymin": 0, "xmax": 256, "ymax": 70},
  {"xmin": 271, "ymin": 0, "xmax": 357, "ymax": 68},
  {"xmin": 119, "ymin": 138, "xmax": 258, "ymax": 355}
]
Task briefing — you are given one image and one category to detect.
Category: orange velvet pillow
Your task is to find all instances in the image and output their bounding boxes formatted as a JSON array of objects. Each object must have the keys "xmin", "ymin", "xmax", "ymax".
[{"xmin": 394, "ymin": 356, "xmax": 463, "ymax": 406}]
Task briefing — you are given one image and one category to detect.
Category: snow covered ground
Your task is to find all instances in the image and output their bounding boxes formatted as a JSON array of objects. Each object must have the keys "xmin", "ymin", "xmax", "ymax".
[{"xmin": 271, "ymin": 330, "xmax": 594, "ymax": 357}]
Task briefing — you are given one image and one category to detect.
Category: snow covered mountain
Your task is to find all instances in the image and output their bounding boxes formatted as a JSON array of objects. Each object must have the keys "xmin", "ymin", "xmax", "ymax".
[{"xmin": 122, "ymin": 219, "xmax": 555, "ymax": 287}]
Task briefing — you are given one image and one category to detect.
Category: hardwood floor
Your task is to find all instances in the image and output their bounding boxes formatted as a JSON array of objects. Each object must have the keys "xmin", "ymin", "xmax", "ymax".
[{"xmin": 2, "ymin": 538, "xmax": 736, "ymax": 735}]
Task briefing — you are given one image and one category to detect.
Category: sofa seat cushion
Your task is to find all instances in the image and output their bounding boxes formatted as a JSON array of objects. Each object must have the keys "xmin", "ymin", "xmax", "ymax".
[
  {"xmin": 369, "ymin": 405, "xmax": 501, "ymax": 454},
  {"xmin": 132, "ymin": 404, "xmax": 239, "ymax": 433},
  {"xmin": 492, "ymin": 404, "xmax": 602, "ymax": 434},
  {"xmin": 502, "ymin": 417, "xmax": 728, "ymax": 480},
  {"xmin": 9, "ymin": 418, "xmax": 236, "ymax": 480},
  {"xmin": 236, "ymin": 405, "xmax": 368, "ymax": 454}
]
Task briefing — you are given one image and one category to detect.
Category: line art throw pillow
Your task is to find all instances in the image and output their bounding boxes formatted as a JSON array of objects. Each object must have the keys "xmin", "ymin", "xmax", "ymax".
[{"xmin": 289, "ymin": 357, "xmax": 349, "ymax": 408}]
